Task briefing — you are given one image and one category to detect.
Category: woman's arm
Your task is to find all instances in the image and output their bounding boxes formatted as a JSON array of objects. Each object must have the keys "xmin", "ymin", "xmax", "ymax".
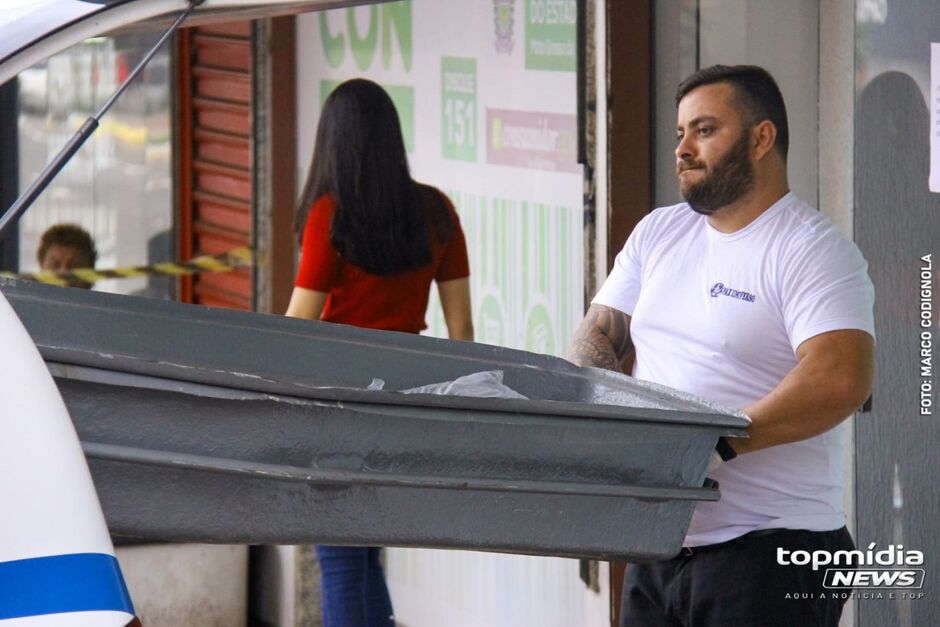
[
  {"xmin": 437, "ymin": 277, "xmax": 473, "ymax": 341},
  {"xmin": 285, "ymin": 286, "xmax": 328, "ymax": 320}
]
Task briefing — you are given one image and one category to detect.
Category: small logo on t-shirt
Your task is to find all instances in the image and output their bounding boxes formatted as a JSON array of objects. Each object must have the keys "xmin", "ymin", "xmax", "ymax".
[{"xmin": 709, "ymin": 282, "xmax": 757, "ymax": 303}]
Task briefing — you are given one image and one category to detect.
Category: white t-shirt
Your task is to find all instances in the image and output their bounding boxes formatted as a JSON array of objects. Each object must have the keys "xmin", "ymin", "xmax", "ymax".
[{"xmin": 593, "ymin": 192, "xmax": 875, "ymax": 546}]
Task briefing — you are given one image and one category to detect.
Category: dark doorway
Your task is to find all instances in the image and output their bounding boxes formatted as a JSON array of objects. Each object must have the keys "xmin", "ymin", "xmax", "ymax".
[{"xmin": 854, "ymin": 3, "xmax": 940, "ymax": 625}]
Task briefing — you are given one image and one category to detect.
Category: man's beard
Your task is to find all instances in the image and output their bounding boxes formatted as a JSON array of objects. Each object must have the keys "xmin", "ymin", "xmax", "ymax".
[{"xmin": 678, "ymin": 131, "xmax": 755, "ymax": 216}]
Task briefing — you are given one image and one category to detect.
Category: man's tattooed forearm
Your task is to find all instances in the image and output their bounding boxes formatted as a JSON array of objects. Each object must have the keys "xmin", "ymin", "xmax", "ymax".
[
  {"xmin": 567, "ymin": 305, "xmax": 633, "ymax": 371},
  {"xmin": 568, "ymin": 336, "xmax": 622, "ymax": 370},
  {"xmin": 591, "ymin": 306, "xmax": 632, "ymax": 358}
]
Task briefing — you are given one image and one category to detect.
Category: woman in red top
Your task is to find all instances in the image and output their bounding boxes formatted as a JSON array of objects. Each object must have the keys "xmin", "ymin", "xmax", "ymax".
[{"xmin": 285, "ymin": 78, "xmax": 473, "ymax": 627}]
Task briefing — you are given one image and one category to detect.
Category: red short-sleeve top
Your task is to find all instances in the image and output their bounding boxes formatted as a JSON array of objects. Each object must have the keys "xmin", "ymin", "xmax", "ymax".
[{"xmin": 294, "ymin": 191, "xmax": 470, "ymax": 333}]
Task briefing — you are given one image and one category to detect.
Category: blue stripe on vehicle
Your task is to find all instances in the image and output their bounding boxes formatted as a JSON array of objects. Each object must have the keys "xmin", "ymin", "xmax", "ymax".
[{"xmin": 0, "ymin": 553, "xmax": 134, "ymax": 619}]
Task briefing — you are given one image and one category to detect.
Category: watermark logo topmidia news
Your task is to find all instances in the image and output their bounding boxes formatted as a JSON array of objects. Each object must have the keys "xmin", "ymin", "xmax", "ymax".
[{"xmin": 777, "ymin": 543, "xmax": 925, "ymax": 589}]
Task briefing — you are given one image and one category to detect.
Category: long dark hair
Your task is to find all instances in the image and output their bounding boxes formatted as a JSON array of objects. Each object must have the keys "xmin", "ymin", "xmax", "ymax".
[{"xmin": 295, "ymin": 78, "xmax": 453, "ymax": 275}]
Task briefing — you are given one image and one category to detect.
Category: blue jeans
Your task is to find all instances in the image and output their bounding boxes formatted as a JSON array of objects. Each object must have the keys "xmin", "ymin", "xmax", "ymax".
[{"xmin": 316, "ymin": 546, "xmax": 394, "ymax": 627}]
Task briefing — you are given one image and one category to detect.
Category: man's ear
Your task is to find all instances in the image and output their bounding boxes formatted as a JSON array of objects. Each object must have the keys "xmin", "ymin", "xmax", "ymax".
[{"xmin": 752, "ymin": 120, "xmax": 777, "ymax": 161}]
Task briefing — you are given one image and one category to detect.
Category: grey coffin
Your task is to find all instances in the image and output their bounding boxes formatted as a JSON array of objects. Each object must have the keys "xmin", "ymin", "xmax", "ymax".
[{"xmin": 3, "ymin": 279, "xmax": 748, "ymax": 561}]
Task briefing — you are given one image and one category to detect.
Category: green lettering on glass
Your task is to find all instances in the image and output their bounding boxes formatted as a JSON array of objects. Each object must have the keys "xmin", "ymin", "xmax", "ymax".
[
  {"xmin": 526, "ymin": 304, "xmax": 555, "ymax": 354},
  {"xmin": 319, "ymin": 13, "xmax": 344, "ymax": 68},
  {"xmin": 441, "ymin": 57, "xmax": 477, "ymax": 161},
  {"xmin": 491, "ymin": 117, "xmax": 503, "ymax": 150},
  {"xmin": 478, "ymin": 294, "xmax": 506, "ymax": 346},
  {"xmin": 347, "ymin": 6, "xmax": 379, "ymax": 71},
  {"xmin": 382, "ymin": 1, "xmax": 413, "ymax": 71},
  {"xmin": 525, "ymin": 0, "xmax": 577, "ymax": 71}
]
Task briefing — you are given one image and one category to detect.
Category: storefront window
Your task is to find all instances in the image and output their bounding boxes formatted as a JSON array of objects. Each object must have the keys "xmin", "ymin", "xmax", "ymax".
[{"xmin": 17, "ymin": 31, "xmax": 173, "ymax": 297}]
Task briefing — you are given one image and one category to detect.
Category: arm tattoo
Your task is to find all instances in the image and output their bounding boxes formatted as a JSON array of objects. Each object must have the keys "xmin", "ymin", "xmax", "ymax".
[{"xmin": 566, "ymin": 305, "xmax": 634, "ymax": 372}]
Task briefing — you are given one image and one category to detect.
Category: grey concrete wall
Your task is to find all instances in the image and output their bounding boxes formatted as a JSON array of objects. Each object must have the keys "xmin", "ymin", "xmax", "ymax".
[{"xmin": 117, "ymin": 544, "xmax": 248, "ymax": 626}]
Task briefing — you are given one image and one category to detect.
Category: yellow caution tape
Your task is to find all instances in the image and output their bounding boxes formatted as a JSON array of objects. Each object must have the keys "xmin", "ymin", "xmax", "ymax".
[{"xmin": 0, "ymin": 247, "xmax": 254, "ymax": 287}]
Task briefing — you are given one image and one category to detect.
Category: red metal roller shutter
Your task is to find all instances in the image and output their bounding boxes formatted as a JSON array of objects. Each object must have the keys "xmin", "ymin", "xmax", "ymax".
[{"xmin": 177, "ymin": 22, "xmax": 253, "ymax": 310}]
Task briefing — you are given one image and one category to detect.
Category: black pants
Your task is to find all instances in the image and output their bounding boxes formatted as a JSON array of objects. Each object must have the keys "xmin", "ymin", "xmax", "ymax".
[{"xmin": 620, "ymin": 527, "xmax": 854, "ymax": 627}]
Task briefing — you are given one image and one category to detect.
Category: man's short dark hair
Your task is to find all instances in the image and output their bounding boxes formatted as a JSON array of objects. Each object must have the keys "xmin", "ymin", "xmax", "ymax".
[
  {"xmin": 676, "ymin": 64, "xmax": 789, "ymax": 160},
  {"xmin": 37, "ymin": 223, "xmax": 97, "ymax": 267}
]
